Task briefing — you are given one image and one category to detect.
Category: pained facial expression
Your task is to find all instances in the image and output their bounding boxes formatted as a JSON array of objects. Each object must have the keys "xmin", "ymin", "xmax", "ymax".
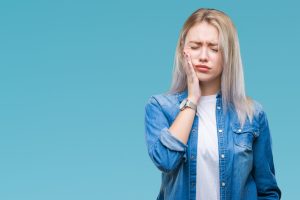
[{"xmin": 183, "ymin": 22, "xmax": 223, "ymax": 83}]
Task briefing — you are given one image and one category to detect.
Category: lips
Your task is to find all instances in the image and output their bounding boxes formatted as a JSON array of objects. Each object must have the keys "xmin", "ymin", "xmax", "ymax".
[{"xmin": 195, "ymin": 65, "xmax": 211, "ymax": 69}]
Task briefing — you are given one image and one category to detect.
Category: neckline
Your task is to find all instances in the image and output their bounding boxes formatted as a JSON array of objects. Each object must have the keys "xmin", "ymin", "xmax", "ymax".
[{"xmin": 198, "ymin": 92, "xmax": 218, "ymax": 104}]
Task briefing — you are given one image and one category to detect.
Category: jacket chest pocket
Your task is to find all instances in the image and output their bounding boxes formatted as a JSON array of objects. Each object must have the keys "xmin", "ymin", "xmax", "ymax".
[{"xmin": 231, "ymin": 124, "xmax": 259, "ymax": 151}]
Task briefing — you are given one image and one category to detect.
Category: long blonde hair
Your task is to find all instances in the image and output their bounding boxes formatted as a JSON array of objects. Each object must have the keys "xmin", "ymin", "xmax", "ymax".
[{"xmin": 168, "ymin": 8, "xmax": 255, "ymax": 128}]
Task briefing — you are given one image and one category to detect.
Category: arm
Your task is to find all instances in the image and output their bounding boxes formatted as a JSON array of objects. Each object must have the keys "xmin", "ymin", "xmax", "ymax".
[
  {"xmin": 144, "ymin": 96, "xmax": 196, "ymax": 173},
  {"xmin": 252, "ymin": 110, "xmax": 282, "ymax": 199}
]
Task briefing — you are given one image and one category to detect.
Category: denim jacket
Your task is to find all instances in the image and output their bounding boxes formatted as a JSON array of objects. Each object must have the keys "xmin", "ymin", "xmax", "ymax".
[{"xmin": 144, "ymin": 89, "xmax": 281, "ymax": 200}]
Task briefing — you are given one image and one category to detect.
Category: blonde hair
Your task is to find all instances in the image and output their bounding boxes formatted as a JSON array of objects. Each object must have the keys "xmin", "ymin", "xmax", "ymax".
[{"xmin": 167, "ymin": 8, "xmax": 255, "ymax": 128}]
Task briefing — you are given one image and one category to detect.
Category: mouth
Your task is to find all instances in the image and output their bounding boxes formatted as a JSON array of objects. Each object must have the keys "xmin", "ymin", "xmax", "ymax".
[
  {"xmin": 194, "ymin": 64, "xmax": 211, "ymax": 73},
  {"xmin": 194, "ymin": 64, "xmax": 211, "ymax": 69}
]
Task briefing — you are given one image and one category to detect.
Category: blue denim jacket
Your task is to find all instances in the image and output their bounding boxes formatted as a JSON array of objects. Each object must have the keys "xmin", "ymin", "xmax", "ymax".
[{"xmin": 144, "ymin": 89, "xmax": 281, "ymax": 200}]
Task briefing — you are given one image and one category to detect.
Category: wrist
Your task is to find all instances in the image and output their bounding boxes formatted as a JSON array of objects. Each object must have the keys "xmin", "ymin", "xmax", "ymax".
[
  {"xmin": 187, "ymin": 96, "xmax": 199, "ymax": 105},
  {"xmin": 179, "ymin": 98, "xmax": 197, "ymax": 112}
]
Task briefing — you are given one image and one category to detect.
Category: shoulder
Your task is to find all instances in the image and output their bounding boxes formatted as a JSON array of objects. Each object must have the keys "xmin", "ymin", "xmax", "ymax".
[
  {"xmin": 250, "ymin": 98, "xmax": 269, "ymax": 130},
  {"xmin": 252, "ymin": 99, "xmax": 264, "ymax": 115},
  {"xmin": 144, "ymin": 90, "xmax": 184, "ymax": 120},
  {"xmin": 145, "ymin": 91, "xmax": 181, "ymax": 108}
]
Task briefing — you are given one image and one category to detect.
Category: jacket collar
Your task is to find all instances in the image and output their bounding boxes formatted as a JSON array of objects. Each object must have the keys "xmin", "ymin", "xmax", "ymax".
[{"xmin": 177, "ymin": 88, "xmax": 222, "ymax": 104}]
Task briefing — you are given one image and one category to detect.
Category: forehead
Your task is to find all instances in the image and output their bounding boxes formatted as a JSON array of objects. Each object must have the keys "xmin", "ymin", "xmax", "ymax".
[{"xmin": 185, "ymin": 22, "xmax": 219, "ymax": 43}]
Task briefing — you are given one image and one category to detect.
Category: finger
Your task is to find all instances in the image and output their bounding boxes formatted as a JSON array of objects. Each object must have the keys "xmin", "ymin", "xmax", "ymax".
[
  {"xmin": 183, "ymin": 51, "xmax": 196, "ymax": 79},
  {"xmin": 184, "ymin": 54, "xmax": 193, "ymax": 77},
  {"xmin": 183, "ymin": 49, "xmax": 187, "ymax": 56},
  {"xmin": 186, "ymin": 53, "xmax": 198, "ymax": 77},
  {"xmin": 182, "ymin": 49, "xmax": 190, "ymax": 61},
  {"xmin": 186, "ymin": 53, "xmax": 193, "ymax": 69},
  {"xmin": 183, "ymin": 53, "xmax": 191, "ymax": 72}
]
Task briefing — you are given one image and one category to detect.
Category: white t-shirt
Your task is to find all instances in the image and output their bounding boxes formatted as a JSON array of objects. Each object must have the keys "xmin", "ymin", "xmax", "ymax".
[{"xmin": 195, "ymin": 93, "xmax": 220, "ymax": 200}]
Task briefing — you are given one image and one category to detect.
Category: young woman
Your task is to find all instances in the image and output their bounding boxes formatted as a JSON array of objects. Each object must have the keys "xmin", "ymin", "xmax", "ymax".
[{"xmin": 144, "ymin": 8, "xmax": 281, "ymax": 200}]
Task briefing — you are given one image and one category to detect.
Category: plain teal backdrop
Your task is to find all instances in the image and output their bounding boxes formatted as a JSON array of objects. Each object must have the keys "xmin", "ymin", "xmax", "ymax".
[{"xmin": 0, "ymin": 0, "xmax": 299, "ymax": 199}]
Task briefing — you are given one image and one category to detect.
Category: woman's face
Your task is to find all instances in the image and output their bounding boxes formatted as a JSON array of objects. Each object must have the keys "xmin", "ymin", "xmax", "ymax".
[{"xmin": 183, "ymin": 22, "xmax": 223, "ymax": 84}]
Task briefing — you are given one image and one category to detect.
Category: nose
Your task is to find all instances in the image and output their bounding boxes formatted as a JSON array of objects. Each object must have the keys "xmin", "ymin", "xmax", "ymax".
[{"xmin": 199, "ymin": 48, "xmax": 208, "ymax": 62}]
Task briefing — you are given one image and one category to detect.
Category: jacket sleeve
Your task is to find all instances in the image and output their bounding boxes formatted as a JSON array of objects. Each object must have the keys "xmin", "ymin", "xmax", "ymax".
[
  {"xmin": 252, "ymin": 109, "xmax": 282, "ymax": 199},
  {"xmin": 144, "ymin": 96, "xmax": 188, "ymax": 173}
]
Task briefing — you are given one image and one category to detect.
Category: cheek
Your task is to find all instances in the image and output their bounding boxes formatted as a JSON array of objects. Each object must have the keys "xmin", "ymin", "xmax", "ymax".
[
  {"xmin": 212, "ymin": 54, "xmax": 223, "ymax": 67},
  {"xmin": 211, "ymin": 56, "xmax": 223, "ymax": 74}
]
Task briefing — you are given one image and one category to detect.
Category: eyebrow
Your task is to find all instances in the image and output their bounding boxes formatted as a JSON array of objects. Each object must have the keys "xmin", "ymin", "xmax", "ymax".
[{"xmin": 188, "ymin": 41, "xmax": 219, "ymax": 46}]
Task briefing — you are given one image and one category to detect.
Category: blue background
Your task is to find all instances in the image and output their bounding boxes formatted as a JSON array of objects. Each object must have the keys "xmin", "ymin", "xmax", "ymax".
[{"xmin": 0, "ymin": 1, "xmax": 298, "ymax": 199}]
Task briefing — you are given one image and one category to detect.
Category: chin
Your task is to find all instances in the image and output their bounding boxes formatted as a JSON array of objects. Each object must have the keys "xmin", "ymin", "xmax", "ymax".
[
  {"xmin": 196, "ymin": 74, "xmax": 213, "ymax": 82},
  {"xmin": 196, "ymin": 73, "xmax": 220, "ymax": 83}
]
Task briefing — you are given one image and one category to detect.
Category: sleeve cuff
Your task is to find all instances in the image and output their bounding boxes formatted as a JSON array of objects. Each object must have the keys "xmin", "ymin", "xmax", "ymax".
[{"xmin": 159, "ymin": 127, "xmax": 188, "ymax": 151}]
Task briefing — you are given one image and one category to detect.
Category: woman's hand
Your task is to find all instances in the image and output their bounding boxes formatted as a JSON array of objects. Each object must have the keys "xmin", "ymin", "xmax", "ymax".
[{"xmin": 183, "ymin": 49, "xmax": 202, "ymax": 104}]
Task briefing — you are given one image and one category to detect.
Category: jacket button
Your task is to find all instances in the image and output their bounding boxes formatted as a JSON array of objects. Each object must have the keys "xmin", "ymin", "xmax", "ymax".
[
  {"xmin": 218, "ymin": 129, "xmax": 223, "ymax": 133},
  {"xmin": 217, "ymin": 106, "xmax": 221, "ymax": 109},
  {"xmin": 221, "ymin": 182, "xmax": 226, "ymax": 187},
  {"xmin": 221, "ymin": 154, "xmax": 225, "ymax": 159}
]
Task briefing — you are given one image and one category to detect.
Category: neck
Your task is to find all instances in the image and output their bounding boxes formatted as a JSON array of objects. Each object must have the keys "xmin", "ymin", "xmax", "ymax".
[{"xmin": 199, "ymin": 78, "xmax": 221, "ymax": 96}]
